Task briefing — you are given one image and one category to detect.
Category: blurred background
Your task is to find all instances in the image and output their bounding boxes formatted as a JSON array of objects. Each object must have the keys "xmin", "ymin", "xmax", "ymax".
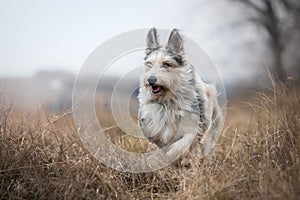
[{"xmin": 1, "ymin": 0, "xmax": 299, "ymax": 112}]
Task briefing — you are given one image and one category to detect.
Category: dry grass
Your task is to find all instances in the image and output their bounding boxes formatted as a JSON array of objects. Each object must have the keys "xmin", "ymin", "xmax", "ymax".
[{"xmin": 0, "ymin": 82, "xmax": 299, "ymax": 200}]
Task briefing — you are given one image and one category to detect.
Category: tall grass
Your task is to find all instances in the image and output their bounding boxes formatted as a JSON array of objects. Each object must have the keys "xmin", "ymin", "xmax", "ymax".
[{"xmin": 0, "ymin": 82, "xmax": 299, "ymax": 199}]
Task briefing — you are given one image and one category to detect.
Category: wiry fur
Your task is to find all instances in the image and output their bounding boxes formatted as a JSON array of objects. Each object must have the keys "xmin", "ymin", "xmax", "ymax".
[{"xmin": 138, "ymin": 28, "xmax": 223, "ymax": 162}]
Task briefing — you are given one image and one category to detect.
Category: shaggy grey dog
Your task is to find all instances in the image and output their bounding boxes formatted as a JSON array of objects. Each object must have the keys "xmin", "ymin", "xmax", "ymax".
[{"xmin": 138, "ymin": 28, "xmax": 223, "ymax": 162}]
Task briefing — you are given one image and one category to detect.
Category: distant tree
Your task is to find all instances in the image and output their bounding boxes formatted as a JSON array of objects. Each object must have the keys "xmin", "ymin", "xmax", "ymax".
[{"xmin": 230, "ymin": 0, "xmax": 300, "ymax": 82}]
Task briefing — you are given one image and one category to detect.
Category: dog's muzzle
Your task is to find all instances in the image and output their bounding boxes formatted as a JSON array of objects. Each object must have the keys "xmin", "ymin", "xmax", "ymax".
[{"xmin": 147, "ymin": 76, "xmax": 164, "ymax": 94}]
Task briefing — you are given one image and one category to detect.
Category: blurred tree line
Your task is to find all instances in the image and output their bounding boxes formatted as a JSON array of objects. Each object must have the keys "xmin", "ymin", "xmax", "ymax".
[{"xmin": 230, "ymin": 0, "xmax": 300, "ymax": 83}]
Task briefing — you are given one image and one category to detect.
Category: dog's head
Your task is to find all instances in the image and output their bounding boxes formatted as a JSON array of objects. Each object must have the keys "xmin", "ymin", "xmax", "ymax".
[
  {"xmin": 141, "ymin": 28, "xmax": 193, "ymax": 102},
  {"xmin": 141, "ymin": 28, "xmax": 193, "ymax": 101}
]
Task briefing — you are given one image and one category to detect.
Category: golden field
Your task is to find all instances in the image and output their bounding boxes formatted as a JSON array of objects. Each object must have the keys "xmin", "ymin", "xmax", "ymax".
[{"xmin": 0, "ymin": 82, "xmax": 299, "ymax": 199}]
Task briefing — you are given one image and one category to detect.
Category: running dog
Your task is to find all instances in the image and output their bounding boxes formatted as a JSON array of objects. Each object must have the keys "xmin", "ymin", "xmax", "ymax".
[{"xmin": 138, "ymin": 28, "xmax": 223, "ymax": 162}]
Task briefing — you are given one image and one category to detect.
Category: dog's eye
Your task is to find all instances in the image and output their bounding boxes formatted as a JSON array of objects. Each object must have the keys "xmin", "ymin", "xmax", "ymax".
[
  {"xmin": 162, "ymin": 62, "xmax": 172, "ymax": 68},
  {"xmin": 145, "ymin": 61, "xmax": 152, "ymax": 68}
]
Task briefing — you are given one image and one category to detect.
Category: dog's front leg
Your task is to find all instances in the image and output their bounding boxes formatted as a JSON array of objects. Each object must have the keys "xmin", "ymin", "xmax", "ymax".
[{"xmin": 164, "ymin": 133, "xmax": 195, "ymax": 161}]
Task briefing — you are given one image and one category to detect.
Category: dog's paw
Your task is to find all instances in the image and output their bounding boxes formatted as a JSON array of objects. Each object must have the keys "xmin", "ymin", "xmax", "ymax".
[{"xmin": 200, "ymin": 137, "xmax": 216, "ymax": 158}]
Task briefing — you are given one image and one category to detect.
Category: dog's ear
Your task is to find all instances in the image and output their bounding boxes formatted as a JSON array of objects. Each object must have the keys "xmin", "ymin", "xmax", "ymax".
[
  {"xmin": 166, "ymin": 29, "xmax": 184, "ymax": 55},
  {"xmin": 146, "ymin": 27, "xmax": 160, "ymax": 55}
]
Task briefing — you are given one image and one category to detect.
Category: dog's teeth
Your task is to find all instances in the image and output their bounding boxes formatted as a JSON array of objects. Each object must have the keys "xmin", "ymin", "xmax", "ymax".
[{"xmin": 151, "ymin": 86, "xmax": 161, "ymax": 94}]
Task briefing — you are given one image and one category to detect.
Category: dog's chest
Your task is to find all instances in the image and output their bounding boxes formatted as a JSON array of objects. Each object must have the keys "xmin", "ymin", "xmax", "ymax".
[{"xmin": 139, "ymin": 103, "xmax": 186, "ymax": 147}]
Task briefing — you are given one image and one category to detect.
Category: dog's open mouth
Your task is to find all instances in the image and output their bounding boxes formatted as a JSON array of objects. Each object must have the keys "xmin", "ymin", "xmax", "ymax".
[{"xmin": 150, "ymin": 85, "xmax": 164, "ymax": 95}]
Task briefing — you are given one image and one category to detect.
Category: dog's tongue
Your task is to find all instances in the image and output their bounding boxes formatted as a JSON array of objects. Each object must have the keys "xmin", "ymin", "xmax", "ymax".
[{"xmin": 152, "ymin": 86, "xmax": 161, "ymax": 94}]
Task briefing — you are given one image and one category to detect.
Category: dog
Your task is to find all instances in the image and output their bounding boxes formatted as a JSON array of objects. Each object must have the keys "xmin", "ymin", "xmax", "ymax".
[{"xmin": 138, "ymin": 28, "xmax": 223, "ymax": 163}]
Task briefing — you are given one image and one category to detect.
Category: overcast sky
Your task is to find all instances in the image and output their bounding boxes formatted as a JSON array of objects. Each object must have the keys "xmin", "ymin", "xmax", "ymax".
[{"xmin": 0, "ymin": 0, "xmax": 266, "ymax": 83}]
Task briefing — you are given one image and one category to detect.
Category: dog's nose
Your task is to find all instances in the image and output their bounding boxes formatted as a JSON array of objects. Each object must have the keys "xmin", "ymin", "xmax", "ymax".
[{"xmin": 147, "ymin": 76, "xmax": 157, "ymax": 85}]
